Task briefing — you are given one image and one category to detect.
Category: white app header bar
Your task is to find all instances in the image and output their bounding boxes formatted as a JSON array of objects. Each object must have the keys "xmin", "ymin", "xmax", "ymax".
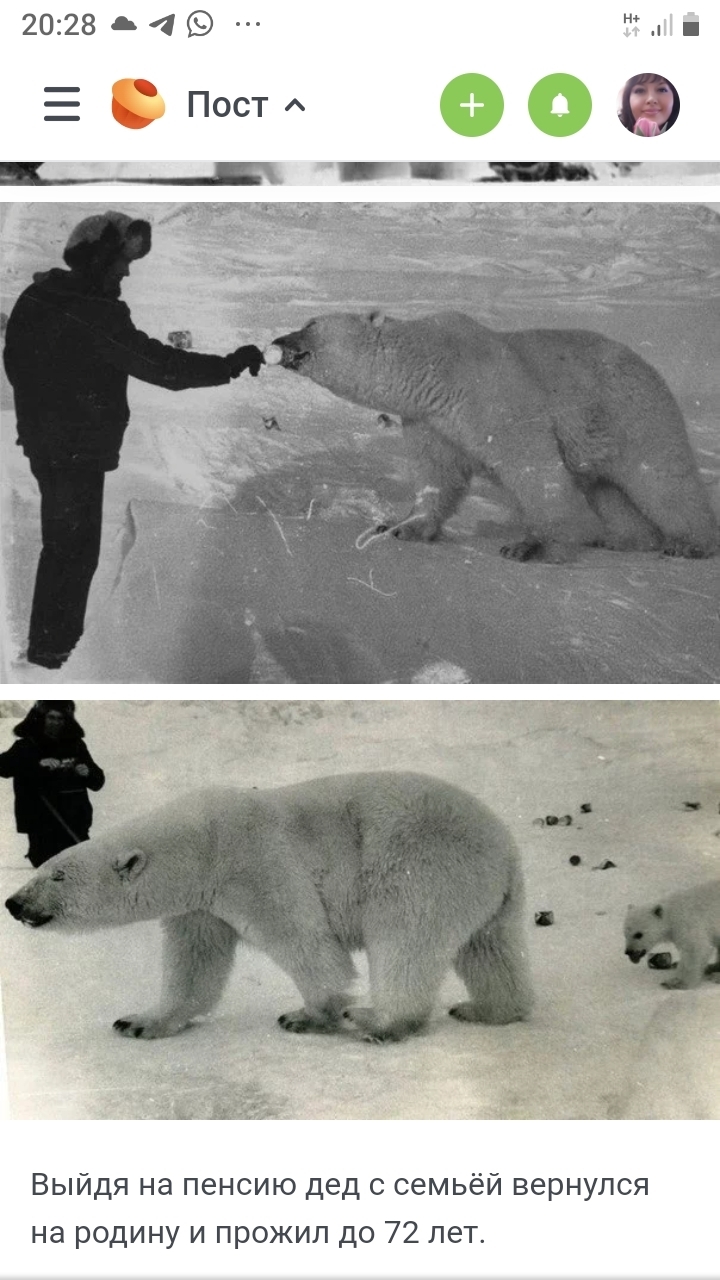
[{"xmin": 0, "ymin": 1, "xmax": 715, "ymax": 161}]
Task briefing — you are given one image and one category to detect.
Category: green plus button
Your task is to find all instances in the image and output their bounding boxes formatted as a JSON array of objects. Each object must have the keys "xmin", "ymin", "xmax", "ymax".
[
  {"xmin": 528, "ymin": 73, "xmax": 592, "ymax": 136},
  {"xmin": 440, "ymin": 73, "xmax": 504, "ymax": 137}
]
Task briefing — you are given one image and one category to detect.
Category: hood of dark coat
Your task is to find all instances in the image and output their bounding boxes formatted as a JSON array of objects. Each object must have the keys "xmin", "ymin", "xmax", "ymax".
[{"xmin": 14, "ymin": 702, "xmax": 85, "ymax": 743}]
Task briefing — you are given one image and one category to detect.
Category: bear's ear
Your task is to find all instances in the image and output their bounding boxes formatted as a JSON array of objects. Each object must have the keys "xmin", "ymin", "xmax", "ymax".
[
  {"xmin": 368, "ymin": 309, "xmax": 386, "ymax": 329},
  {"xmin": 652, "ymin": 904, "xmax": 664, "ymax": 918},
  {"xmin": 113, "ymin": 848, "xmax": 147, "ymax": 883}
]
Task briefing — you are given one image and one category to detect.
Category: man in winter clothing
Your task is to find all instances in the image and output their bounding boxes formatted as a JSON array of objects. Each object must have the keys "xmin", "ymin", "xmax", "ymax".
[
  {"xmin": 3, "ymin": 211, "xmax": 264, "ymax": 669},
  {"xmin": 0, "ymin": 701, "xmax": 105, "ymax": 867}
]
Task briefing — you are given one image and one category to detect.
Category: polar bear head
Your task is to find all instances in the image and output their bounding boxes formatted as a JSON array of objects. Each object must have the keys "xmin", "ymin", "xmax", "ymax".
[
  {"xmin": 271, "ymin": 310, "xmax": 399, "ymax": 408},
  {"xmin": 5, "ymin": 812, "xmax": 210, "ymax": 934},
  {"xmin": 623, "ymin": 902, "xmax": 668, "ymax": 963}
]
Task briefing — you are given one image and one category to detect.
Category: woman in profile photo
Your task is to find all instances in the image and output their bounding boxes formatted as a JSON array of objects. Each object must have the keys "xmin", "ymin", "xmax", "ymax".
[
  {"xmin": 0, "ymin": 701, "xmax": 105, "ymax": 866},
  {"xmin": 618, "ymin": 73, "xmax": 680, "ymax": 136}
]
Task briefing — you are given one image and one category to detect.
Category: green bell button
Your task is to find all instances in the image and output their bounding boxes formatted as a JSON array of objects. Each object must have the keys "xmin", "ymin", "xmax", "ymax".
[{"xmin": 528, "ymin": 74, "xmax": 592, "ymax": 137}]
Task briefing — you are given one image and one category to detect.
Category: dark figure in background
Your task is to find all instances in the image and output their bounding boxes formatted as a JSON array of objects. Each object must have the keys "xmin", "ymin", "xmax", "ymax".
[
  {"xmin": 0, "ymin": 701, "xmax": 105, "ymax": 867},
  {"xmin": 2, "ymin": 211, "xmax": 264, "ymax": 669}
]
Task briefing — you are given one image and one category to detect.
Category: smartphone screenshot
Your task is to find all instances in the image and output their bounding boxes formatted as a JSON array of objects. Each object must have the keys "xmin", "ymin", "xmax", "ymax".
[{"xmin": 0, "ymin": 4, "xmax": 718, "ymax": 1279}]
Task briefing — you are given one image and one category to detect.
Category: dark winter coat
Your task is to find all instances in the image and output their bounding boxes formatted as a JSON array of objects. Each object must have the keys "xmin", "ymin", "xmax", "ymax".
[
  {"xmin": 0, "ymin": 735, "xmax": 105, "ymax": 838},
  {"xmin": 2, "ymin": 268, "xmax": 235, "ymax": 470}
]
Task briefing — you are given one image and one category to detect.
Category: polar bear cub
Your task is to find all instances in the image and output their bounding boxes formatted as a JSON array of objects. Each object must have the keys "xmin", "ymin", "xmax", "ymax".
[{"xmin": 624, "ymin": 880, "xmax": 720, "ymax": 989}]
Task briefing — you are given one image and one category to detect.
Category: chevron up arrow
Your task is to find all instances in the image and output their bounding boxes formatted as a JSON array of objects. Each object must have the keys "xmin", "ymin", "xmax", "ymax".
[{"xmin": 285, "ymin": 98, "xmax": 305, "ymax": 112}]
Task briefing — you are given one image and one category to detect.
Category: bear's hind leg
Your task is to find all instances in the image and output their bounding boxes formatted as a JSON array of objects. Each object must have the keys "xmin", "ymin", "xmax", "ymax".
[
  {"xmin": 377, "ymin": 423, "xmax": 472, "ymax": 541},
  {"xmin": 613, "ymin": 465, "xmax": 718, "ymax": 559},
  {"xmin": 585, "ymin": 482, "xmax": 662, "ymax": 551},
  {"xmin": 451, "ymin": 893, "xmax": 534, "ymax": 1025},
  {"xmin": 113, "ymin": 910, "xmax": 238, "ymax": 1039}
]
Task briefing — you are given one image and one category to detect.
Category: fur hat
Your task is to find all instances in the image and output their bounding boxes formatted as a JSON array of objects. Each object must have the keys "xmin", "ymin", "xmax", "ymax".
[
  {"xmin": 63, "ymin": 211, "xmax": 152, "ymax": 274},
  {"xmin": 13, "ymin": 701, "xmax": 85, "ymax": 740}
]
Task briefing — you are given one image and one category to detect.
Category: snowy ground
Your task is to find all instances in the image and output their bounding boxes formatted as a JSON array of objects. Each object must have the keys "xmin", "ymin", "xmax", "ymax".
[
  {"xmin": 1, "ymin": 699, "xmax": 719, "ymax": 1121},
  {"xmin": 6, "ymin": 161, "xmax": 720, "ymax": 185},
  {"xmin": 1, "ymin": 202, "xmax": 719, "ymax": 683}
]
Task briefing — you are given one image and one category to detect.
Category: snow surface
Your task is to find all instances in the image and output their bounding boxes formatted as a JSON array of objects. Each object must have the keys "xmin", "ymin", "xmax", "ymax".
[
  {"xmin": 13, "ymin": 161, "xmax": 720, "ymax": 186},
  {"xmin": 1, "ymin": 699, "xmax": 719, "ymax": 1121},
  {"xmin": 1, "ymin": 202, "xmax": 719, "ymax": 683}
]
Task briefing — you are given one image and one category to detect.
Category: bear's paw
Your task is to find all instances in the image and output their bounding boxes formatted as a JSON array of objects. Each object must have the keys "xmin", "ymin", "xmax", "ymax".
[
  {"xmin": 376, "ymin": 514, "xmax": 441, "ymax": 542},
  {"xmin": 113, "ymin": 1013, "xmax": 191, "ymax": 1039},
  {"xmin": 278, "ymin": 1008, "xmax": 339, "ymax": 1034},
  {"xmin": 661, "ymin": 538, "xmax": 714, "ymax": 560}
]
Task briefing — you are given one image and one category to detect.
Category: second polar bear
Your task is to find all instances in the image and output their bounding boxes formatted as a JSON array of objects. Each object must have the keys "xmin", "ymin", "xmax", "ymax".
[
  {"xmin": 5, "ymin": 772, "xmax": 534, "ymax": 1042},
  {"xmin": 271, "ymin": 311, "xmax": 717, "ymax": 562},
  {"xmin": 624, "ymin": 880, "xmax": 720, "ymax": 989}
]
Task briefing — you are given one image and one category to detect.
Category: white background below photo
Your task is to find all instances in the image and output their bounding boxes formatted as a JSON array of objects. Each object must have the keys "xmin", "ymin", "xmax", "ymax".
[{"xmin": 0, "ymin": 1118, "xmax": 717, "ymax": 1279}]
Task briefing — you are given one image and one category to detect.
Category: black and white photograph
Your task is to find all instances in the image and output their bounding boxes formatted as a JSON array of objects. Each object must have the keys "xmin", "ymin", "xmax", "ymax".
[
  {"xmin": 1, "ymin": 698, "xmax": 719, "ymax": 1122},
  {"xmin": 2, "ymin": 161, "xmax": 720, "ymax": 185},
  {"xmin": 1, "ymin": 200, "xmax": 718, "ymax": 684}
]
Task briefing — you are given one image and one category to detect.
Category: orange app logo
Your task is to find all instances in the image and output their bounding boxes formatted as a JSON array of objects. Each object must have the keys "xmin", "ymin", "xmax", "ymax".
[{"xmin": 112, "ymin": 78, "xmax": 165, "ymax": 128}]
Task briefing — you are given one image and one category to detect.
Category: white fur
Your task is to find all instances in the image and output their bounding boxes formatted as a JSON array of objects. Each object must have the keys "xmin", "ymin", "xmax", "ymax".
[
  {"xmin": 275, "ymin": 310, "xmax": 718, "ymax": 561},
  {"xmin": 624, "ymin": 880, "xmax": 720, "ymax": 989},
  {"xmin": 6, "ymin": 773, "xmax": 534, "ymax": 1043}
]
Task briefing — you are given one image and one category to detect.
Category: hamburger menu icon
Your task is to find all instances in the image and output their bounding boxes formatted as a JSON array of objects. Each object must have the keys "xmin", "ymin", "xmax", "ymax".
[{"xmin": 111, "ymin": 78, "xmax": 165, "ymax": 128}]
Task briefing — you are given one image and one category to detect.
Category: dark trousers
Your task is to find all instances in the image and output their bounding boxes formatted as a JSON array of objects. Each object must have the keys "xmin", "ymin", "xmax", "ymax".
[
  {"xmin": 27, "ymin": 827, "xmax": 87, "ymax": 869},
  {"xmin": 28, "ymin": 465, "xmax": 105, "ymax": 661}
]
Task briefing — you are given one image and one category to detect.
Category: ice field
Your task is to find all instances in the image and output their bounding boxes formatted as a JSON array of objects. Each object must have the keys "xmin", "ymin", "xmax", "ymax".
[
  {"xmin": 1, "ymin": 700, "xmax": 719, "ymax": 1121},
  {"xmin": 1, "ymin": 202, "xmax": 719, "ymax": 683}
]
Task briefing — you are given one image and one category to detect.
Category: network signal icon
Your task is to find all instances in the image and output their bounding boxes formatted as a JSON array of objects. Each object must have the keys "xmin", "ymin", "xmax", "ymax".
[
  {"xmin": 149, "ymin": 13, "xmax": 175, "ymax": 36},
  {"xmin": 650, "ymin": 12, "xmax": 673, "ymax": 34}
]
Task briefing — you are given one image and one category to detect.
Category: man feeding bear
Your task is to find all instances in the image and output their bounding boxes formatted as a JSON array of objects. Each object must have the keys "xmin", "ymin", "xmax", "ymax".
[{"xmin": 3, "ymin": 215, "xmax": 716, "ymax": 670}]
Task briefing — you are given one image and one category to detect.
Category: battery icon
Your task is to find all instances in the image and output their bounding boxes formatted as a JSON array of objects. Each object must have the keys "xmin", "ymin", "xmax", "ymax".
[{"xmin": 683, "ymin": 10, "xmax": 700, "ymax": 34}]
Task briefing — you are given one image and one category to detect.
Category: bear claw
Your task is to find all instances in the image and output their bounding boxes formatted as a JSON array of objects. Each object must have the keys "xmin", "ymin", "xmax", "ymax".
[
  {"xmin": 662, "ymin": 542, "xmax": 708, "ymax": 560},
  {"xmin": 113, "ymin": 1014, "xmax": 189, "ymax": 1039},
  {"xmin": 500, "ymin": 537, "xmax": 547, "ymax": 561},
  {"xmin": 278, "ymin": 1010, "xmax": 337, "ymax": 1034},
  {"xmin": 375, "ymin": 518, "xmax": 439, "ymax": 542}
]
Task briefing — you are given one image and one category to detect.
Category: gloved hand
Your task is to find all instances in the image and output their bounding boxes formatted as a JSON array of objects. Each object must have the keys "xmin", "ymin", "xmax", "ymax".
[{"xmin": 227, "ymin": 344, "xmax": 265, "ymax": 378}]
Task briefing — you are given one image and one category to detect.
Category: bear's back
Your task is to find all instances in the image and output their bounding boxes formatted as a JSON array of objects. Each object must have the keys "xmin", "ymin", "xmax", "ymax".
[{"xmin": 668, "ymin": 879, "xmax": 720, "ymax": 932}]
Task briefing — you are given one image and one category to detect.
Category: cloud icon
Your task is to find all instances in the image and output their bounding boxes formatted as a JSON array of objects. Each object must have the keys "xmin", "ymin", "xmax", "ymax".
[{"xmin": 111, "ymin": 15, "xmax": 137, "ymax": 29}]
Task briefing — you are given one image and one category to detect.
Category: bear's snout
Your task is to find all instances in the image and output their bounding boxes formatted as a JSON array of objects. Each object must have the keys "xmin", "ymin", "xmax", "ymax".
[
  {"xmin": 5, "ymin": 893, "xmax": 53, "ymax": 927},
  {"xmin": 5, "ymin": 895, "xmax": 23, "ymax": 920},
  {"xmin": 625, "ymin": 947, "xmax": 646, "ymax": 964},
  {"xmin": 271, "ymin": 331, "xmax": 310, "ymax": 373}
]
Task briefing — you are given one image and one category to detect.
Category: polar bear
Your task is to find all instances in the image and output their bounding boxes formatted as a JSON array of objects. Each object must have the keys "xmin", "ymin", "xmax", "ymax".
[
  {"xmin": 5, "ymin": 773, "xmax": 533, "ymax": 1042},
  {"xmin": 624, "ymin": 880, "xmax": 720, "ymax": 989},
  {"xmin": 271, "ymin": 311, "xmax": 718, "ymax": 562}
]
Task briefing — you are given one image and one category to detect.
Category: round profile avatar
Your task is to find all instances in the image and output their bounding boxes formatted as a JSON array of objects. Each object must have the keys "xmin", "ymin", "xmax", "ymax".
[{"xmin": 618, "ymin": 73, "xmax": 679, "ymax": 137}]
